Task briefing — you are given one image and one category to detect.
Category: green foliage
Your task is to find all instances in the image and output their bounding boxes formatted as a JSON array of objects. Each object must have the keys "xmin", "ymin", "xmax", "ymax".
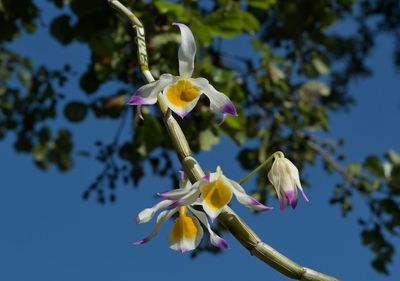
[{"xmin": 1, "ymin": 0, "xmax": 400, "ymax": 274}]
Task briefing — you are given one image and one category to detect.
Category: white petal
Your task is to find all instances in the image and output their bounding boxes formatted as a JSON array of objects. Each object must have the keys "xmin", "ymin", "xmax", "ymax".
[
  {"xmin": 227, "ymin": 178, "xmax": 273, "ymax": 212},
  {"xmin": 157, "ymin": 189, "xmax": 191, "ymax": 200},
  {"xmin": 169, "ymin": 184, "xmax": 201, "ymax": 208},
  {"xmin": 189, "ymin": 207, "xmax": 229, "ymax": 249},
  {"xmin": 136, "ymin": 199, "xmax": 173, "ymax": 224},
  {"xmin": 128, "ymin": 74, "xmax": 174, "ymax": 105},
  {"xmin": 168, "ymin": 214, "xmax": 203, "ymax": 252},
  {"xmin": 190, "ymin": 77, "xmax": 237, "ymax": 116},
  {"xmin": 133, "ymin": 208, "xmax": 178, "ymax": 245},
  {"xmin": 173, "ymin": 23, "xmax": 196, "ymax": 78}
]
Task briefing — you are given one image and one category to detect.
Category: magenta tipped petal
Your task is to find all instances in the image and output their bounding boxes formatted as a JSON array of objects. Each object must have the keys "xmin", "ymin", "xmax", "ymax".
[
  {"xmin": 133, "ymin": 238, "xmax": 148, "ymax": 245},
  {"xmin": 285, "ymin": 190, "xmax": 295, "ymax": 204},
  {"xmin": 128, "ymin": 95, "xmax": 146, "ymax": 105},
  {"xmin": 291, "ymin": 198, "xmax": 298, "ymax": 209},
  {"xmin": 157, "ymin": 192, "xmax": 167, "ymax": 198},
  {"xmin": 217, "ymin": 238, "xmax": 230, "ymax": 249},
  {"xmin": 202, "ymin": 172, "xmax": 210, "ymax": 182},
  {"xmin": 248, "ymin": 197, "xmax": 273, "ymax": 211},
  {"xmin": 222, "ymin": 100, "xmax": 237, "ymax": 116},
  {"xmin": 180, "ymin": 247, "xmax": 189, "ymax": 253}
]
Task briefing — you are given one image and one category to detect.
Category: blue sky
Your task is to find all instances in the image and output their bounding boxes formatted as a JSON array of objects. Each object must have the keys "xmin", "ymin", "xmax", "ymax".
[{"xmin": 1, "ymin": 2, "xmax": 399, "ymax": 281}]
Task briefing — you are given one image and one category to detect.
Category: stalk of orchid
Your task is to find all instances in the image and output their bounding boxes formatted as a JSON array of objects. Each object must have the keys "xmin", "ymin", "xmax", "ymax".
[{"xmin": 107, "ymin": 1, "xmax": 339, "ymax": 281}]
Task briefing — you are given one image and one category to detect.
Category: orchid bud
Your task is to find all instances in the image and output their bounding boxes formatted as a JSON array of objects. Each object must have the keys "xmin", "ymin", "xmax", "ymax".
[{"xmin": 268, "ymin": 152, "xmax": 309, "ymax": 210}]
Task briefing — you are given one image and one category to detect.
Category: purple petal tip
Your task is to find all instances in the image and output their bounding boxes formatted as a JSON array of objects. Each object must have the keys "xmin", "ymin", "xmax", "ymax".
[
  {"xmin": 128, "ymin": 95, "xmax": 146, "ymax": 106},
  {"xmin": 218, "ymin": 238, "xmax": 230, "ymax": 249},
  {"xmin": 180, "ymin": 247, "xmax": 189, "ymax": 253},
  {"xmin": 134, "ymin": 237, "xmax": 150, "ymax": 245},
  {"xmin": 285, "ymin": 190, "xmax": 295, "ymax": 205},
  {"xmin": 222, "ymin": 100, "xmax": 238, "ymax": 116},
  {"xmin": 249, "ymin": 197, "xmax": 273, "ymax": 211},
  {"xmin": 202, "ymin": 172, "xmax": 210, "ymax": 182},
  {"xmin": 291, "ymin": 199, "xmax": 298, "ymax": 210},
  {"xmin": 157, "ymin": 192, "xmax": 167, "ymax": 198}
]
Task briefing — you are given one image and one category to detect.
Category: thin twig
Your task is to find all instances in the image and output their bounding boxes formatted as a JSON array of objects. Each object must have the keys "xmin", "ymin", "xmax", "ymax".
[{"xmin": 107, "ymin": 1, "xmax": 340, "ymax": 280}]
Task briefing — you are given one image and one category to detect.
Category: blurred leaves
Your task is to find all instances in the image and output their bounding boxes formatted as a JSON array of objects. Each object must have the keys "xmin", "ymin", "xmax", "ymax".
[{"xmin": 1, "ymin": 0, "xmax": 400, "ymax": 274}]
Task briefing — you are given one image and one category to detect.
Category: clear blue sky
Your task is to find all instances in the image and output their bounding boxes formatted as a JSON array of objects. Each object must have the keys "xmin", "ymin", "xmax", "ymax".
[{"xmin": 1, "ymin": 2, "xmax": 399, "ymax": 281}]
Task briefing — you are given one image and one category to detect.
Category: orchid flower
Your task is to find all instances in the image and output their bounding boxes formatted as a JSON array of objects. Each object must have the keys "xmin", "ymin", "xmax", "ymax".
[
  {"xmin": 199, "ymin": 166, "xmax": 273, "ymax": 221},
  {"xmin": 134, "ymin": 175, "xmax": 229, "ymax": 252},
  {"xmin": 267, "ymin": 152, "xmax": 309, "ymax": 210},
  {"xmin": 128, "ymin": 23, "xmax": 237, "ymax": 120},
  {"xmin": 167, "ymin": 166, "xmax": 273, "ymax": 222}
]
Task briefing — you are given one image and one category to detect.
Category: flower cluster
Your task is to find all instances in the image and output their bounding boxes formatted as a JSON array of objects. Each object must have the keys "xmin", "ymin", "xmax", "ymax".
[
  {"xmin": 134, "ymin": 168, "xmax": 271, "ymax": 252},
  {"xmin": 130, "ymin": 23, "xmax": 309, "ymax": 253}
]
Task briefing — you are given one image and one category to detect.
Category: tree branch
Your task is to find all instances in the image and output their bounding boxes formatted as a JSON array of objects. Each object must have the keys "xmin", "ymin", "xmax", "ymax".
[{"xmin": 107, "ymin": 1, "xmax": 340, "ymax": 280}]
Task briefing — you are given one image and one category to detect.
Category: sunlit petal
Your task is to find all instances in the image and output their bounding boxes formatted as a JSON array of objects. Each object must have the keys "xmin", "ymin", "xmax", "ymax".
[
  {"xmin": 169, "ymin": 183, "xmax": 201, "ymax": 208},
  {"xmin": 157, "ymin": 188, "xmax": 192, "ymax": 200},
  {"xmin": 173, "ymin": 23, "xmax": 196, "ymax": 78},
  {"xmin": 168, "ymin": 209, "xmax": 203, "ymax": 252},
  {"xmin": 190, "ymin": 77, "xmax": 237, "ymax": 117},
  {"xmin": 128, "ymin": 74, "xmax": 174, "ymax": 106},
  {"xmin": 227, "ymin": 178, "xmax": 273, "ymax": 212},
  {"xmin": 133, "ymin": 208, "xmax": 178, "ymax": 245},
  {"xmin": 189, "ymin": 207, "xmax": 229, "ymax": 249},
  {"xmin": 136, "ymin": 199, "xmax": 174, "ymax": 224}
]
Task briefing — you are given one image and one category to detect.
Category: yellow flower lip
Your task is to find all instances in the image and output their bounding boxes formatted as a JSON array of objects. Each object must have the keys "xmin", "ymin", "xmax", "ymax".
[
  {"xmin": 170, "ymin": 208, "xmax": 200, "ymax": 240},
  {"xmin": 201, "ymin": 177, "xmax": 233, "ymax": 212},
  {"xmin": 165, "ymin": 79, "xmax": 200, "ymax": 107},
  {"xmin": 169, "ymin": 206, "xmax": 203, "ymax": 252}
]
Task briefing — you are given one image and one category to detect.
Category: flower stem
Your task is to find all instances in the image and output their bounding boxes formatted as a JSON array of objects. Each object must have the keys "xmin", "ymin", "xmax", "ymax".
[
  {"xmin": 238, "ymin": 151, "xmax": 281, "ymax": 185},
  {"xmin": 107, "ymin": 1, "xmax": 340, "ymax": 280}
]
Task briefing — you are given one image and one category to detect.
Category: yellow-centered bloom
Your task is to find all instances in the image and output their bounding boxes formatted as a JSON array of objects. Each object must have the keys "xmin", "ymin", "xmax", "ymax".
[
  {"xmin": 134, "ymin": 174, "xmax": 229, "ymax": 252},
  {"xmin": 197, "ymin": 166, "xmax": 273, "ymax": 221},
  {"xmin": 128, "ymin": 23, "xmax": 237, "ymax": 120}
]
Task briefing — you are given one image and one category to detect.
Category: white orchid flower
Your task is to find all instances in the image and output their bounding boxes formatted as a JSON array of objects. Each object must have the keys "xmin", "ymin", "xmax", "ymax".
[
  {"xmin": 267, "ymin": 152, "xmax": 309, "ymax": 210},
  {"xmin": 197, "ymin": 166, "xmax": 273, "ymax": 221},
  {"xmin": 128, "ymin": 23, "xmax": 237, "ymax": 120},
  {"xmin": 134, "ymin": 174, "xmax": 229, "ymax": 252},
  {"xmin": 169, "ymin": 167, "xmax": 273, "ymax": 221}
]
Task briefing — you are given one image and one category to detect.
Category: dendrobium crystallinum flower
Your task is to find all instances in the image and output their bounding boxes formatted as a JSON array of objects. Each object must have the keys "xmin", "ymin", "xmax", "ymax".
[
  {"xmin": 128, "ymin": 23, "xmax": 237, "ymax": 120},
  {"xmin": 267, "ymin": 152, "xmax": 309, "ymax": 210},
  {"xmin": 134, "ymin": 169, "xmax": 272, "ymax": 252},
  {"xmin": 196, "ymin": 166, "xmax": 273, "ymax": 221},
  {"xmin": 134, "ymin": 173, "xmax": 229, "ymax": 252}
]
